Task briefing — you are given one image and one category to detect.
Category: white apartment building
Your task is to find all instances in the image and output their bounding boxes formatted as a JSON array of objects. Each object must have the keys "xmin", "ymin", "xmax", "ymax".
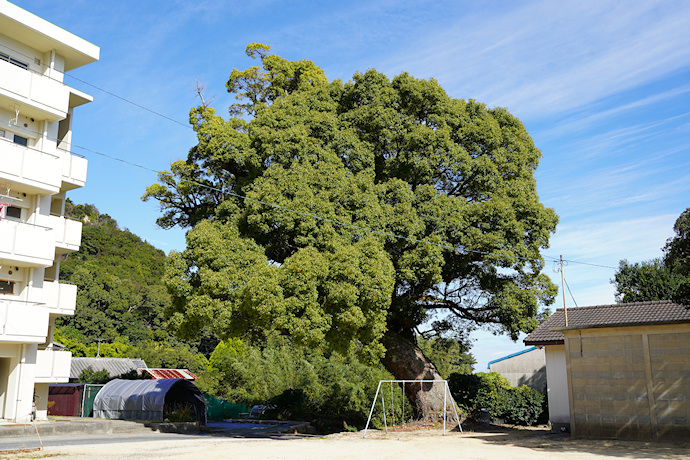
[{"xmin": 0, "ymin": 1, "xmax": 99, "ymax": 422}]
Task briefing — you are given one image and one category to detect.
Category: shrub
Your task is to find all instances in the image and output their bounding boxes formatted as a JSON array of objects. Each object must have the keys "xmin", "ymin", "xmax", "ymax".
[
  {"xmin": 78, "ymin": 367, "xmax": 111, "ymax": 384},
  {"xmin": 164, "ymin": 403, "xmax": 197, "ymax": 422},
  {"xmin": 203, "ymin": 336, "xmax": 393, "ymax": 432},
  {"xmin": 505, "ymin": 385, "xmax": 544, "ymax": 426},
  {"xmin": 448, "ymin": 372, "xmax": 544, "ymax": 426}
]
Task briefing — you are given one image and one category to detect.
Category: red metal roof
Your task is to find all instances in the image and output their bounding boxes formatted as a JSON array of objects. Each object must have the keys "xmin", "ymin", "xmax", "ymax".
[{"xmin": 140, "ymin": 368, "xmax": 198, "ymax": 380}]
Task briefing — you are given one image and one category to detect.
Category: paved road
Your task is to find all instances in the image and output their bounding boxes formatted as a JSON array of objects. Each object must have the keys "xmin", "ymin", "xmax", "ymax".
[
  {"xmin": 0, "ymin": 431, "xmax": 195, "ymax": 452},
  {"xmin": 0, "ymin": 421, "xmax": 312, "ymax": 453}
]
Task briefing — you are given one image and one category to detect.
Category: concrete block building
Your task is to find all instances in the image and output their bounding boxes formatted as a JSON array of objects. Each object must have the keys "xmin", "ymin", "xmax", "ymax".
[
  {"xmin": 0, "ymin": 1, "xmax": 98, "ymax": 422},
  {"xmin": 525, "ymin": 300, "xmax": 690, "ymax": 441}
]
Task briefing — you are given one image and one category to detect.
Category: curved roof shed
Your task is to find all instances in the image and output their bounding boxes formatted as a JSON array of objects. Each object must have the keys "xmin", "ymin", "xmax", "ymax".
[{"xmin": 93, "ymin": 379, "xmax": 206, "ymax": 425}]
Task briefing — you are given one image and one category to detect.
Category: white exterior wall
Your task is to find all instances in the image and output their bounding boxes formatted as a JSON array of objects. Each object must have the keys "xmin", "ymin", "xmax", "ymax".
[
  {"xmin": 0, "ymin": 1, "xmax": 98, "ymax": 422},
  {"xmin": 544, "ymin": 344, "xmax": 570, "ymax": 429}
]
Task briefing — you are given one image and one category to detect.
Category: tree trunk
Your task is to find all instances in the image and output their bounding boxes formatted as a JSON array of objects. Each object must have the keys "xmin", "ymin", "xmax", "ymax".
[{"xmin": 380, "ymin": 332, "xmax": 449, "ymax": 420}]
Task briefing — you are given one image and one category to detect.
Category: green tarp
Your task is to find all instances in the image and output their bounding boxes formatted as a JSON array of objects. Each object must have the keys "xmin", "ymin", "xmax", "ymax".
[{"xmin": 204, "ymin": 394, "xmax": 246, "ymax": 420}]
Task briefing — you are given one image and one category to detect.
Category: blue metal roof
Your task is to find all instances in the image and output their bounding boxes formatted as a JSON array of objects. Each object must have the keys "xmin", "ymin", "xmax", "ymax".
[{"xmin": 487, "ymin": 346, "xmax": 538, "ymax": 369}]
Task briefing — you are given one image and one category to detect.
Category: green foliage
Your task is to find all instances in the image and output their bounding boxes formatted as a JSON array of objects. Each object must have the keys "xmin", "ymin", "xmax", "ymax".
[
  {"xmin": 613, "ymin": 259, "xmax": 681, "ymax": 303},
  {"xmin": 164, "ymin": 403, "xmax": 197, "ymax": 423},
  {"xmin": 77, "ymin": 367, "xmax": 110, "ymax": 384},
  {"xmin": 225, "ymin": 42, "xmax": 328, "ymax": 117},
  {"xmin": 165, "ymin": 220, "xmax": 394, "ymax": 361},
  {"xmin": 146, "ymin": 43, "xmax": 558, "ymax": 367},
  {"xmin": 200, "ymin": 336, "xmax": 392, "ymax": 431},
  {"xmin": 665, "ymin": 208, "xmax": 690, "ymax": 275},
  {"xmin": 448, "ymin": 372, "xmax": 544, "ymax": 426},
  {"xmin": 55, "ymin": 202, "xmax": 213, "ymax": 372},
  {"xmin": 76, "ymin": 366, "xmax": 147, "ymax": 384},
  {"xmin": 416, "ymin": 337, "xmax": 475, "ymax": 378},
  {"xmin": 134, "ymin": 341, "xmax": 209, "ymax": 374},
  {"xmin": 506, "ymin": 385, "xmax": 546, "ymax": 426},
  {"xmin": 665, "ymin": 208, "xmax": 690, "ymax": 306},
  {"xmin": 612, "ymin": 208, "xmax": 690, "ymax": 306},
  {"xmin": 55, "ymin": 328, "xmax": 137, "ymax": 358},
  {"xmin": 57, "ymin": 202, "xmax": 174, "ymax": 344},
  {"xmin": 63, "ymin": 201, "xmax": 168, "ymax": 287}
]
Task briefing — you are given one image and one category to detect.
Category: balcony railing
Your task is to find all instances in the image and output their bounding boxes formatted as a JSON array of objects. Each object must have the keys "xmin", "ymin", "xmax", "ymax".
[
  {"xmin": 59, "ymin": 150, "xmax": 88, "ymax": 190},
  {"xmin": 0, "ymin": 219, "xmax": 55, "ymax": 266},
  {"xmin": 42, "ymin": 280, "xmax": 77, "ymax": 316},
  {"xmin": 49, "ymin": 214, "xmax": 82, "ymax": 253},
  {"xmin": 0, "ymin": 299, "xmax": 49, "ymax": 343},
  {"xmin": 0, "ymin": 139, "xmax": 62, "ymax": 194},
  {"xmin": 0, "ymin": 59, "xmax": 69, "ymax": 120},
  {"xmin": 35, "ymin": 348, "xmax": 72, "ymax": 382}
]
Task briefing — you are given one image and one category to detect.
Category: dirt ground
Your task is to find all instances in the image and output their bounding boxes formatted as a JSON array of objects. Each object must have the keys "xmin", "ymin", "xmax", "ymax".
[{"xmin": 5, "ymin": 425, "xmax": 690, "ymax": 460}]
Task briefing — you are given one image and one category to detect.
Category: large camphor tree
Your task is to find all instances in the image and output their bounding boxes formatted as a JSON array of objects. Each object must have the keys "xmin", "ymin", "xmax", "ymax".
[{"xmin": 144, "ymin": 44, "xmax": 558, "ymax": 414}]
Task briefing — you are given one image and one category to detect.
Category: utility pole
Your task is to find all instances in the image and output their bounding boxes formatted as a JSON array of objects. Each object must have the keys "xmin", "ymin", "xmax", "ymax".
[{"xmin": 560, "ymin": 255, "xmax": 568, "ymax": 327}]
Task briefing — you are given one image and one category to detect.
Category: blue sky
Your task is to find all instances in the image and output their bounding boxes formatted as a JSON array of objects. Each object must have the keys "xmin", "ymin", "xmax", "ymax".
[{"xmin": 11, "ymin": 1, "xmax": 690, "ymax": 370}]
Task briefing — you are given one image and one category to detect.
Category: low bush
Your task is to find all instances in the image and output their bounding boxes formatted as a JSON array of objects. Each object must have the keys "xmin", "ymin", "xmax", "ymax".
[
  {"xmin": 164, "ymin": 403, "xmax": 197, "ymax": 423},
  {"xmin": 448, "ymin": 372, "xmax": 544, "ymax": 426}
]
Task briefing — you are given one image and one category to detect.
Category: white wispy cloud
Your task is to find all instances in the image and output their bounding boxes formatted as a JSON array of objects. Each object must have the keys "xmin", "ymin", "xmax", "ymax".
[
  {"xmin": 378, "ymin": 1, "xmax": 690, "ymax": 118},
  {"xmin": 538, "ymin": 85, "xmax": 690, "ymax": 141}
]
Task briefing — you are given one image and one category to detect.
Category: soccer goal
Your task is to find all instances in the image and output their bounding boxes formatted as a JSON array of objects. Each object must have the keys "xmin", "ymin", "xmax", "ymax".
[{"xmin": 363, "ymin": 379, "xmax": 462, "ymax": 436}]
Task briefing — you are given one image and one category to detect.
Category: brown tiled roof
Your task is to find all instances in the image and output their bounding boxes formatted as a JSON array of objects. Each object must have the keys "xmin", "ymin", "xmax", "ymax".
[{"xmin": 524, "ymin": 300, "xmax": 690, "ymax": 345}]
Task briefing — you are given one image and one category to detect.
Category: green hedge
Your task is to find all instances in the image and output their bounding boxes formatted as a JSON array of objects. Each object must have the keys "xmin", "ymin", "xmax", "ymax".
[{"xmin": 448, "ymin": 372, "xmax": 544, "ymax": 426}]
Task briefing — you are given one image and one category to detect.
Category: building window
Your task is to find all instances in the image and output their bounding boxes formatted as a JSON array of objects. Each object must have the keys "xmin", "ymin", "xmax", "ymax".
[
  {"xmin": 0, "ymin": 52, "xmax": 28, "ymax": 70},
  {"xmin": 5, "ymin": 206, "xmax": 21, "ymax": 220},
  {"xmin": 0, "ymin": 280, "xmax": 14, "ymax": 294},
  {"xmin": 13, "ymin": 135, "xmax": 28, "ymax": 147}
]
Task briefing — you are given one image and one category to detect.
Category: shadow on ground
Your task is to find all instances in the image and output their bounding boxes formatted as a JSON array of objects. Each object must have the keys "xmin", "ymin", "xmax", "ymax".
[
  {"xmin": 202, "ymin": 420, "xmax": 317, "ymax": 439},
  {"xmin": 460, "ymin": 423, "xmax": 690, "ymax": 459}
]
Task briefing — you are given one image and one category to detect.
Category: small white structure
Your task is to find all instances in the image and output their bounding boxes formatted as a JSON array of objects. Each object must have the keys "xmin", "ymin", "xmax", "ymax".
[
  {"xmin": 487, "ymin": 346, "xmax": 546, "ymax": 392},
  {"xmin": 524, "ymin": 321, "xmax": 570, "ymax": 432},
  {"xmin": 0, "ymin": 1, "xmax": 99, "ymax": 422}
]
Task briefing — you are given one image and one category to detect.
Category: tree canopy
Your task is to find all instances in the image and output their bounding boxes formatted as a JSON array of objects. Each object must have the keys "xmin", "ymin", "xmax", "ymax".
[
  {"xmin": 613, "ymin": 258, "xmax": 681, "ymax": 303},
  {"xmin": 612, "ymin": 207, "xmax": 690, "ymax": 306},
  {"xmin": 144, "ymin": 44, "xmax": 558, "ymax": 376}
]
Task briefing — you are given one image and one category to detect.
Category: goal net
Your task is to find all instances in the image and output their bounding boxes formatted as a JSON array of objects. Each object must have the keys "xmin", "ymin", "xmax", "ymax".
[{"xmin": 363, "ymin": 379, "xmax": 462, "ymax": 436}]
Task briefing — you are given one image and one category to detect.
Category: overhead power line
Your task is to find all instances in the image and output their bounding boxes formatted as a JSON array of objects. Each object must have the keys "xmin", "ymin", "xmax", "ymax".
[{"xmin": 0, "ymin": 43, "xmax": 192, "ymax": 130}]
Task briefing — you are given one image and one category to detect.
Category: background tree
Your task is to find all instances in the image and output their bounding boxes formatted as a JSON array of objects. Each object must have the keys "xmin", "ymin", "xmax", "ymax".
[
  {"xmin": 665, "ymin": 208, "xmax": 690, "ymax": 305},
  {"xmin": 56, "ymin": 202, "xmax": 216, "ymax": 363},
  {"xmin": 612, "ymin": 207, "xmax": 690, "ymax": 306},
  {"xmin": 612, "ymin": 259, "xmax": 681, "ymax": 303},
  {"xmin": 145, "ymin": 44, "xmax": 558, "ymax": 413}
]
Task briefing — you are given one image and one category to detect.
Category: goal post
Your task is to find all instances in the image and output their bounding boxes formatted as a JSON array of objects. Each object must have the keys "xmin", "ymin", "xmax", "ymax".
[{"xmin": 363, "ymin": 379, "xmax": 462, "ymax": 437}]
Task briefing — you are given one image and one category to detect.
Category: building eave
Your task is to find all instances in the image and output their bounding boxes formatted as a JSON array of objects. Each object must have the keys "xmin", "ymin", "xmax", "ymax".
[{"xmin": 0, "ymin": 2, "xmax": 100, "ymax": 71}]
